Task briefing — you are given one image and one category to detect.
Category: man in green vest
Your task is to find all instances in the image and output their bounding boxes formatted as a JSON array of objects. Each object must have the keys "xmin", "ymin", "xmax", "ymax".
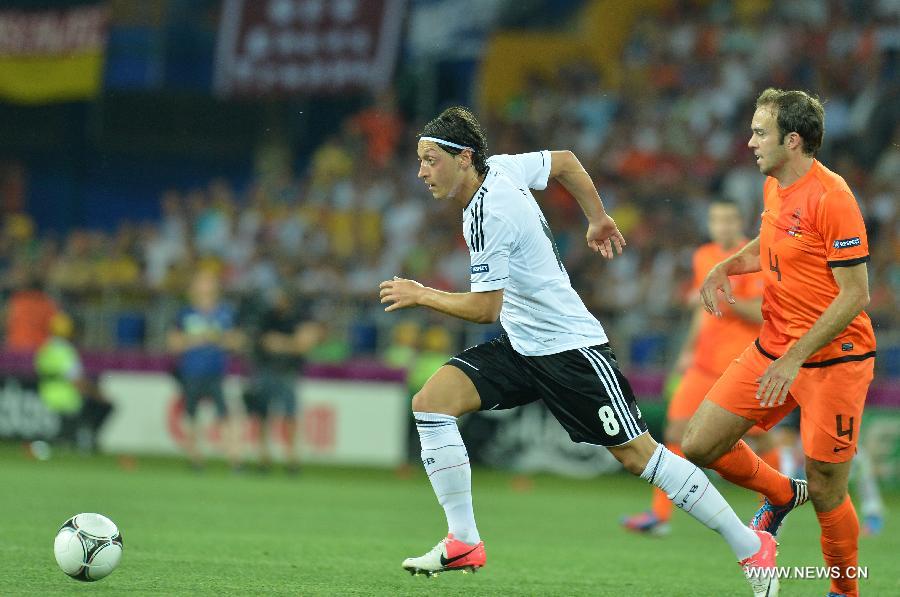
[{"xmin": 34, "ymin": 312, "xmax": 112, "ymax": 452}]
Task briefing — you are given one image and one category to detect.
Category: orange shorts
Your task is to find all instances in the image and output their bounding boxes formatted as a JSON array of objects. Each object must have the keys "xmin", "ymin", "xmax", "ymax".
[
  {"xmin": 706, "ymin": 343, "xmax": 874, "ymax": 463},
  {"xmin": 669, "ymin": 365, "xmax": 765, "ymax": 435}
]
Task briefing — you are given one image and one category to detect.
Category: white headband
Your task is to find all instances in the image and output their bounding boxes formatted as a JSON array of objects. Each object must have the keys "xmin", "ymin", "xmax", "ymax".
[{"xmin": 419, "ymin": 136, "xmax": 472, "ymax": 151}]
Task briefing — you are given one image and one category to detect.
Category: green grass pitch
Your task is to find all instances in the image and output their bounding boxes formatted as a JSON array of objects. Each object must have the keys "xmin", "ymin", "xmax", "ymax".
[{"xmin": 2, "ymin": 444, "xmax": 898, "ymax": 596}]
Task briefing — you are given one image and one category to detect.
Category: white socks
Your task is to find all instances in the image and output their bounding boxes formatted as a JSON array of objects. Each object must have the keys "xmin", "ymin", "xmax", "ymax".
[
  {"xmin": 414, "ymin": 412, "xmax": 481, "ymax": 545},
  {"xmin": 641, "ymin": 443, "xmax": 761, "ymax": 560}
]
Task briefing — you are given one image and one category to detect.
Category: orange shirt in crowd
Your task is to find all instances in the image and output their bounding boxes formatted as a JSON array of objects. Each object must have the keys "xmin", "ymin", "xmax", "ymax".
[
  {"xmin": 351, "ymin": 108, "xmax": 403, "ymax": 168},
  {"xmin": 5, "ymin": 289, "xmax": 58, "ymax": 351},
  {"xmin": 692, "ymin": 242, "xmax": 764, "ymax": 375},
  {"xmin": 758, "ymin": 160, "xmax": 876, "ymax": 364}
]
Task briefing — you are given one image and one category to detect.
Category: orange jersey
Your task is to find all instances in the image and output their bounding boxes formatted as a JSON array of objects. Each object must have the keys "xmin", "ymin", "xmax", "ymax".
[
  {"xmin": 692, "ymin": 242, "xmax": 764, "ymax": 375},
  {"xmin": 758, "ymin": 160, "xmax": 876, "ymax": 364}
]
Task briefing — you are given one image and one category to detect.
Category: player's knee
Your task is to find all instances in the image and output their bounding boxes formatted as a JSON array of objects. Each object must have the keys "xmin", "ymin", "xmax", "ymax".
[
  {"xmin": 410, "ymin": 390, "xmax": 432, "ymax": 413},
  {"xmin": 680, "ymin": 429, "xmax": 711, "ymax": 466},
  {"xmin": 682, "ymin": 421, "xmax": 733, "ymax": 466},
  {"xmin": 807, "ymin": 480, "xmax": 845, "ymax": 512},
  {"xmin": 806, "ymin": 464, "xmax": 848, "ymax": 512}
]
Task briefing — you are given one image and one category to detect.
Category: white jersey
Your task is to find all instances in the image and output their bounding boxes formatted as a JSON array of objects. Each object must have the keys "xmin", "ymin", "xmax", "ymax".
[{"xmin": 464, "ymin": 151, "xmax": 608, "ymax": 356}]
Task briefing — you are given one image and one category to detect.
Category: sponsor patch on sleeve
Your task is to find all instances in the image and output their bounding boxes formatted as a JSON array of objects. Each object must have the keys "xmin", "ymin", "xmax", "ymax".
[
  {"xmin": 471, "ymin": 264, "xmax": 490, "ymax": 274},
  {"xmin": 832, "ymin": 237, "xmax": 861, "ymax": 249}
]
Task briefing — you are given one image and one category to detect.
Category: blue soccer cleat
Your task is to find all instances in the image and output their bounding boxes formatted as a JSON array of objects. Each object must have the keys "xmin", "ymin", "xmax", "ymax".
[{"xmin": 750, "ymin": 478, "xmax": 808, "ymax": 537}]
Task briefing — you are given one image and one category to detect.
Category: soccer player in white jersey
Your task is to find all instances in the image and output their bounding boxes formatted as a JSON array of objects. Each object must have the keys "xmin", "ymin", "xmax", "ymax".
[{"xmin": 379, "ymin": 107, "xmax": 779, "ymax": 595}]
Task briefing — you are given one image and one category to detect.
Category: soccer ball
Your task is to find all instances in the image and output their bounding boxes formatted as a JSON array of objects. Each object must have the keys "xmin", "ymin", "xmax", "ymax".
[{"xmin": 53, "ymin": 513, "xmax": 123, "ymax": 581}]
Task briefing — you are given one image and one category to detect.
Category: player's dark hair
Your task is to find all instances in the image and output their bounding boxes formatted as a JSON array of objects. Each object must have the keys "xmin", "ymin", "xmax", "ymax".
[
  {"xmin": 756, "ymin": 88, "xmax": 825, "ymax": 157},
  {"xmin": 419, "ymin": 106, "xmax": 489, "ymax": 176}
]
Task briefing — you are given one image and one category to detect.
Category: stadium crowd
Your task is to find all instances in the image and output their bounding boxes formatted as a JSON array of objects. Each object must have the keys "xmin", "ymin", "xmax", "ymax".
[{"xmin": 1, "ymin": 0, "xmax": 897, "ymax": 371}]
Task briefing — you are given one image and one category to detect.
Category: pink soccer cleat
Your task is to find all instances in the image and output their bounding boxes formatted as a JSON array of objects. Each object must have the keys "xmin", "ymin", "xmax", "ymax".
[
  {"xmin": 402, "ymin": 533, "xmax": 486, "ymax": 577},
  {"xmin": 739, "ymin": 529, "xmax": 779, "ymax": 597}
]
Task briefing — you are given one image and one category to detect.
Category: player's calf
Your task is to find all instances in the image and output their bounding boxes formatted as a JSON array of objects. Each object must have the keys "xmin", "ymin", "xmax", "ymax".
[{"xmin": 607, "ymin": 432, "xmax": 657, "ymax": 474}]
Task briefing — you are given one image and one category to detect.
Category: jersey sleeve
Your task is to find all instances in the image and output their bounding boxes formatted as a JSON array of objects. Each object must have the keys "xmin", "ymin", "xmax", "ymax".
[
  {"xmin": 817, "ymin": 189, "xmax": 870, "ymax": 267},
  {"xmin": 488, "ymin": 151, "xmax": 551, "ymax": 190},
  {"xmin": 469, "ymin": 210, "xmax": 516, "ymax": 292}
]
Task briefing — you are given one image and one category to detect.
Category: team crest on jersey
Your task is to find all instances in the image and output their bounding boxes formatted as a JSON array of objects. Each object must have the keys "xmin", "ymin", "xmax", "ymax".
[
  {"xmin": 471, "ymin": 264, "xmax": 490, "ymax": 274},
  {"xmin": 833, "ymin": 237, "xmax": 861, "ymax": 249}
]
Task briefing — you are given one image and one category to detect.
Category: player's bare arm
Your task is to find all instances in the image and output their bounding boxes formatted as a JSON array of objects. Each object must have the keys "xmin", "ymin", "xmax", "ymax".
[
  {"xmin": 548, "ymin": 150, "xmax": 625, "ymax": 259},
  {"xmin": 700, "ymin": 236, "xmax": 761, "ymax": 316},
  {"xmin": 379, "ymin": 277, "xmax": 503, "ymax": 324},
  {"xmin": 757, "ymin": 262, "xmax": 870, "ymax": 407}
]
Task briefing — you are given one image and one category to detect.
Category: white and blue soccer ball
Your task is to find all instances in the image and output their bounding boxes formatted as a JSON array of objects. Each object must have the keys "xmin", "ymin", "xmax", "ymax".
[{"xmin": 53, "ymin": 513, "xmax": 123, "ymax": 581}]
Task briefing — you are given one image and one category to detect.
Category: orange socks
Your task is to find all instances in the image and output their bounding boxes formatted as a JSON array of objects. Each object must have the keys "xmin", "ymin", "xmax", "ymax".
[
  {"xmin": 756, "ymin": 447, "xmax": 782, "ymax": 504},
  {"xmin": 650, "ymin": 443, "xmax": 682, "ymax": 521},
  {"xmin": 709, "ymin": 440, "xmax": 794, "ymax": 505},
  {"xmin": 817, "ymin": 495, "xmax": 859, "ymax": 597},
  {"xmin": 759, "ymin": 446, "xmax": 780, "ymax": 474}
]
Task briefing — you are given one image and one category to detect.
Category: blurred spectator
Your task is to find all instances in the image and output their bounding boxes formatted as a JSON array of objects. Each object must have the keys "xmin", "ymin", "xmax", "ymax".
[
  {"xmin": 407, "ymin": 326, "xmax": 454, "ymax": 394},
  {"xmin": 34, "ymin": 312, "xmax": 113, "ymax": 453},
  {"xmin": 1, "ymin": 0, "xmax": 897, "ymax": 378},
  {"xmin": 382, "ymin": 320, "xmax": 421, "ymax": 371},
  {"xmin": 348, "ymin": 90, "xmax": 405, "ymax": 168},
  {"xmin": 242, "ymin": 286, "xmax": 322, "ymax": 473},
  {"xmin": 309, "ymin": 133, "xmax": 354, "ymax": 191},
  {"xmin": 5, "ymin": 273, "xmax": 58, "ymax": 352},
  {"xmin": 167, "ymin": 270, "xmax": 243, "ymax": 470}
]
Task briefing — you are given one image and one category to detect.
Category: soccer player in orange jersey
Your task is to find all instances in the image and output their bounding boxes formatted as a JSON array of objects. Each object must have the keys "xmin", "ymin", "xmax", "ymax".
[
  {"xmin": 622, "ymin": 198, "xmax": 775, "ymax": 536},
  {"xmin": 683, "ymin": 89, "xmax": 876, "ymax": 597}
]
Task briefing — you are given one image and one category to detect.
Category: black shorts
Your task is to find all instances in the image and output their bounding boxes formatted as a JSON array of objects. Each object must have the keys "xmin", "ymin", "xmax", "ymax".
[
  {"xmin": 447, "ymin": 334, "xmax": 648, "ymax": 446},
  {"xmin": 244, "ymin": 373, "xmax": 298, "ymax": 417},
  {"xmin": 181, "ymin": 376, "xmax": 227, "ymax": 419}
]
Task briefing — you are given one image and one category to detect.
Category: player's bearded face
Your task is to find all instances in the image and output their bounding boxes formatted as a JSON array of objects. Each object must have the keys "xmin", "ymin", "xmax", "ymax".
[{"xmin": 748, "ymin": 106, "xmax": 788, "ymax": 176}]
